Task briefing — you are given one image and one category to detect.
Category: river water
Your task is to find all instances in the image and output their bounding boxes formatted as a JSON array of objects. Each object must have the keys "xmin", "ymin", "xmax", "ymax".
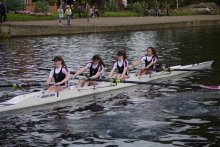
[{"xmin": 0, "ymin": 26, "xmax": 220, "ymax": 146}]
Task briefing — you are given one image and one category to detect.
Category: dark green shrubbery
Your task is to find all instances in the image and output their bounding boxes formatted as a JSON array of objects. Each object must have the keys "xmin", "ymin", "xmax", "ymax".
[
  {"xmin": 6, "ymin": 0, "xmax": 25, "ymax": 13},
  {"xmin": 34, "ymin": 0, "xmax": 50, "ymax": 14}
]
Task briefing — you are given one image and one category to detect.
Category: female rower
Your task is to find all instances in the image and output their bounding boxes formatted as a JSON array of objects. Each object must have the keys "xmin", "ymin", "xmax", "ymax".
[
  {"xmin": 46, "ymin": 56, "xmax": 71, "ymax": 93},
  {"xmin": 108, "ymin": 50, "xmax": 129, "ymax": 79},
  {"xmin": 130, "ymin": 47, "xmax": 158, "ymax": 76},
  {"xmin": 73, "ymin": 55, "xmax": 105, "ymax": 88}
]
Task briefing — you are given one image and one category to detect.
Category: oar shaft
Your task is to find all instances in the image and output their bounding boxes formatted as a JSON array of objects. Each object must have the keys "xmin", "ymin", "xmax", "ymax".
[
  {"xmin": 30, "ymin": 67, "xmax": 87, "ymax": 76},
  {"xmin": 89, "ymin": 78, "xmax": 219, "ymax": 90},
  {"xmin": 164, "ymin": 68, "xmax": 219, "ymax": 72},
  {"xmin": 0, "ymin": 83, "xmax": 42, "ymax": 88},
  {"xmin": 156, "ymin": 68, "xmax": 220, "ymax": 72}
]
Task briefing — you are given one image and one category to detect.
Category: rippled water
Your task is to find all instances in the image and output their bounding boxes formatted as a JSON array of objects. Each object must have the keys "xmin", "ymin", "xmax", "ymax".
[{"xmin": 0, "ymin": 26, "xmax": 220, "ymax": 146}]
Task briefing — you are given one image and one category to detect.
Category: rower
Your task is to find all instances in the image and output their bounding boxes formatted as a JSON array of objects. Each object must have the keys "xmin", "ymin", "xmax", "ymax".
[
  {"xmin": 73, "ymin": 55, "xmax": 105, "ymax": 88},
  {"xmin": 108, "ymin": 50, "xmax": 129, "ymax": 79},
  {"xmin": 130, "ymin": 47, "xmax": 158, "ymax": 76},
  {"xmin": 46, "ymin": 56, "xmax": 71, "ymax": 93}
]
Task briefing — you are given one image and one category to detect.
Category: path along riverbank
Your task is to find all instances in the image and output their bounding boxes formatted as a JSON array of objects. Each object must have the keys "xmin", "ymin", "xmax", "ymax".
[{"xmin": 0, "ymin": 15, "xmax": 220, "ymax": 38}]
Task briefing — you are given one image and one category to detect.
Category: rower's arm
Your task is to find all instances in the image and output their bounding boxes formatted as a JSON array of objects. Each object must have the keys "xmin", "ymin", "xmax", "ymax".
[
  {"xmin": 73, "ymin": 67, "xmax": 87, "ymax": 78},
  {"xmin": 130, "ymin": 60, "xmax": 142, "ymax": 69},
  {"xmin": 145, "ymin": 61, "xmax": 154, "ymax": 69},
  {"xmin": 46, "ymin": 77, "xmax": 52, "ymax": 85},
  {"xmin": 120, "ymin": 67, "xmax": 128, "ymax": 79},
  {"xmin": 108, "ymin": 67, "xmax": 116, "ymax": 77}
]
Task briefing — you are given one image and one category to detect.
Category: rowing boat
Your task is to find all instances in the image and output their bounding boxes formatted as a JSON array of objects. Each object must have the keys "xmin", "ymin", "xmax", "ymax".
[{"xmin": 0, "ymin": 60, "xmax": 214, "ymax": 112}]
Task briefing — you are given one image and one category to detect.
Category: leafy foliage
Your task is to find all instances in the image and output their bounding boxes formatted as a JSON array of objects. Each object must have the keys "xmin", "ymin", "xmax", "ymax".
[
  {"xmin": 34, "ymin": 0, "xmax": 50, "ymax": 13},
  {"xmin": 132, "ymin": 1, "xmax": 145, "ymax": 16},
  {"xmin": 5, "ymin": 0, "xmax": 25, "ymax": 13},
  {"xmin": 104, "ymin": 0, "xmax": 118, "ymax": 11}
]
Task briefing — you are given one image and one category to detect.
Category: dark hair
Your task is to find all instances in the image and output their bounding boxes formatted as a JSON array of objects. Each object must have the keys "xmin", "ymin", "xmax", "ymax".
[
  {"xmin": 147, "ymin": 47, "xmax": 158, "ymax": 59},
  {"xmin": 52, "ymin": 56, "xmax": 66, "ymax": 67},
  {"xmin": 117, "ymin": 50, "xmax": 127, "ymax": 60},
  {"xmin": 92, "ymin": 55, "xmax": 105, "ymax": 67}
]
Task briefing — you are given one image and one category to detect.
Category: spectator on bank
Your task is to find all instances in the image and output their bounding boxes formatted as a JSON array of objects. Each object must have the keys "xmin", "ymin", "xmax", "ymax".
[
  {"xmin": 0, "ymin": 1, "xmax": 6, "ymax": 23},
  {"xmin": 85, "ymin": 3, "xmax": 90, "ymax": 22},
  {"xmin": 94, "ymin": 7, "xmax": 99, "ymax": 17},
  {"xmin": 65, "ymin": 5, "xmax": 72, "ymax": 25},
  {"xmin": 144, "ymin": 7, "xmax": 148, "ymax": 16},
  {"xmin": 58, "ymin": 6, "xmax": 64, "ymax": 25},
  {"xmin": 90, "ymin": 7, "xmax": 94, "ymax": 18},
  {"xmin": 158, "ymin": 8, "xmax": 161, "ymax": 16},
  {"xmin": 155, "ymin": 7, "xmax": 160, "ymax": 16}
]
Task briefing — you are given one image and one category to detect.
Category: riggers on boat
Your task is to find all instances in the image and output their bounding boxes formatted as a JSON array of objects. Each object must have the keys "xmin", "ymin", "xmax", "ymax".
[{"xmin": 0, "ymin": 61, "xmax": 214, "ymax": 113}]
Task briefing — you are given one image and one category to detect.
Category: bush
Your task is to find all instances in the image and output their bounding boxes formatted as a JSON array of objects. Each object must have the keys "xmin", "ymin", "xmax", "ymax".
[
  {"xmin": 102, "ymin": 11, "xmax": 138, "ymax": 17},
  {"xmin": 34, "ymin": 0, "xmax": 50, "ymax": 14},
  {"xmin": 6, "ymin": 0, "xmax": 25, "ymax": 13},
  {"xmin": 104, "ymin": 0, "xmax": 118, "ymax": 11},
  {"xmin": 132, "ymin": 2, "xmax": 144, "ymax": 16}
]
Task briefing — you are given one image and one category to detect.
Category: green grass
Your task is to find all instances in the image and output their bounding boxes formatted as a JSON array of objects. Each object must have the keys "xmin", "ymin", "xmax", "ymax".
[
  {"xmin": 7, "ymin": 13, "xmax": 58, "ymax": 21},
  {"xmin": 7, "ymin": 13, "xmax": 83, "ymax": 21},
  {"xmin": 102, "ymin": 11, "xmax": 140, "ymax": 17},
  {"xmin": 7, "ymin": 11, "xmax": 141, "ymax": 21}
]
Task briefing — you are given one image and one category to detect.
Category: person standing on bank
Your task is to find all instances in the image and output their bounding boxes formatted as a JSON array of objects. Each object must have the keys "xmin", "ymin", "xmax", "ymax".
[
  {"xmin": 85, "ymin": 3, "xmax": 90, "ymax": 22},
  {"xmin": 65, "ymin": 5, "xmax": 72, "ymax": 25},
  {"xmin": 130, "ymin": 47, "xmax": 158, "ymax": 76},
  {"xmin": 109, "ymin": 50, "xmax": 129, "ymax": 79},
  {"xmin": 58, "ymin": 6, "xmax": 64, "ymax": 25},
  {"xmin": 0, "ymin": 1, "xmax": 6, "ymax": 23},
  {"xmin": 46, "ymin": 56, "xmax": 71, "ymax": 93}
]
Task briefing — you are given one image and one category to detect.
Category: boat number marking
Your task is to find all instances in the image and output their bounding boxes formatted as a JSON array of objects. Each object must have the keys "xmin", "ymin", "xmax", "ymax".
[{"xmin": 41, "ymin": 93, "xmax": 56, "ymax": 99}]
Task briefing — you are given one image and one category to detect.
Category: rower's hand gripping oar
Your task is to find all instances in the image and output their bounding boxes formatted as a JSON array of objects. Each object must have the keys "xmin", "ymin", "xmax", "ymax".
[{"xmin": 88, "ymin": 78, "xmax": 220, "ymax": 90}]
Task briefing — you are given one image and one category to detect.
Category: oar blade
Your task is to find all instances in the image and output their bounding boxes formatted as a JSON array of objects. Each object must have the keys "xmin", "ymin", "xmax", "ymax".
[{"xmin": 200, "ymin": 85, "xmax": 220, "ymax": 90}]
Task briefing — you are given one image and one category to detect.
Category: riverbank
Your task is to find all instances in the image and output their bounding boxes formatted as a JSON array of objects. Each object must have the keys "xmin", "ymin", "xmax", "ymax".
[{"xmin": 1, "ymin": 15, "xmax": 220, "ymax": 38}]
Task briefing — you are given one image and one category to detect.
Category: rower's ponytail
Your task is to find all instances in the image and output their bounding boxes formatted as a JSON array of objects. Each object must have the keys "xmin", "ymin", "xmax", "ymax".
[
  {"xmin": 99, "ymin": 57, "xmax": 105, "ymax": 67},
  {"xmin": 60, "ymin": 57, "xmax": 67, "ymax": 67},
  {"xmin": 92, "ymin": 55, "xmax": 105, "ymax": 67}
]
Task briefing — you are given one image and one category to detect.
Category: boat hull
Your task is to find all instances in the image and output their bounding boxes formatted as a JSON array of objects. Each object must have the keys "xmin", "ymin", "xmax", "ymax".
[{"xmin": 0, "ymin": 60, "xmax": 214, "ymax": 113}]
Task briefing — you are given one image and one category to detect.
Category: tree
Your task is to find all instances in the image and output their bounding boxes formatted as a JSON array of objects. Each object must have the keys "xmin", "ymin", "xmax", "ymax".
[
  {"xmin": 132, "ymin": 1, "xmax": 144, "ymax": 16},
  {"xmin": 34, "ymin": 0, "xmax": 50, "ymax": 14},
  {"xmin": 5, "ymin": 0, "xmax": 25, "ymax": 13}
]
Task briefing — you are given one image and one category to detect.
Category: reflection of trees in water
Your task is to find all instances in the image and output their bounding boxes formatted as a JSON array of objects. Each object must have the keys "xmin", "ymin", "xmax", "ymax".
[
  {"xmin": 152, "ymin": 26, "xmax": 220, "ymax": 66},
  {"xmin": 0, "ymin": 39, "xmax": 34, "ymax": 77}
]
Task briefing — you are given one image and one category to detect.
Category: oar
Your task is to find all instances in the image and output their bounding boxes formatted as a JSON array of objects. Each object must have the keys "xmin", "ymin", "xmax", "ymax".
[
  {"xmin": 88, "ymin": 78, "xmax": 220, "ymax": 90},
  {"xmin": 160, "ymin": 68, "xmax": 220, "ymax": 72},
  {"xmin": 26, "ymin": 65, "xmax": 89, "ymax": 77},
  {"xmin": 0, "ymin": 83, "xmax": 42, "ymax": 88},
  {"xmin": 0, "ymin": 83, "xmax": 56, "ymax": 88}
]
